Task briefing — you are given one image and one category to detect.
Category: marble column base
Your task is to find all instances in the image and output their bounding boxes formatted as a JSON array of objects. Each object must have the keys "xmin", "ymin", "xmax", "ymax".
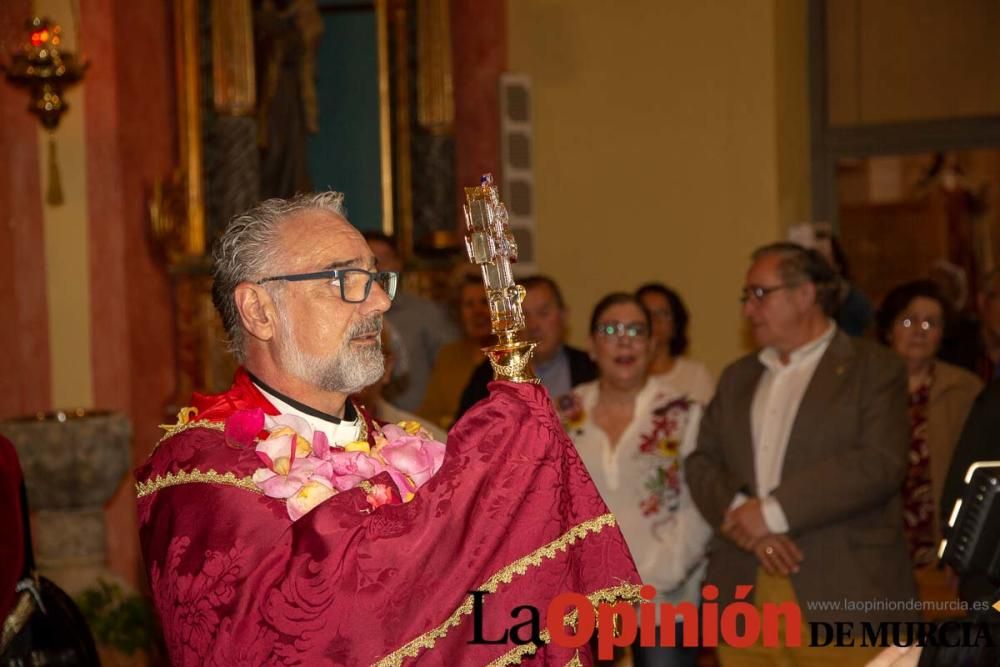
[{"xmin": 31, "ymin": 507, "xmax": 123, "ymax": 595}]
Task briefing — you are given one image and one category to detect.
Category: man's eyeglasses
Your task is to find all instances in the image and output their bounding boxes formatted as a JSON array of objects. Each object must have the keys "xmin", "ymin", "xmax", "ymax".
[
  {"xmin": 257, "ymin": 269, "xmax": 399, "ymax": 303},
  {"xmin": 594, "ymin": 321, "xmax": 649, "ymax": 339},
  {"xmin": 740, "ymin": 284, "xmax": 792, "ymax": 305}
]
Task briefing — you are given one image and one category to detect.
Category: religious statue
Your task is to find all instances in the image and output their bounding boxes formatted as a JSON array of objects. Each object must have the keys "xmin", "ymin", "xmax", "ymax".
[{"xmin": 255, "ymin": 0, "xmax": 323, "ymax": 199}]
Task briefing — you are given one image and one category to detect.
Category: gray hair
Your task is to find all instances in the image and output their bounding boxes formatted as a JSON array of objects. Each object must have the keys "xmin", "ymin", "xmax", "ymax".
[
  {"xmin": 211, "ymin": 191, "xmax": 347, "ymax": 361},
  {"xmin": 751, "ymin": 241, "xmax": 840, "ymax": 316}
]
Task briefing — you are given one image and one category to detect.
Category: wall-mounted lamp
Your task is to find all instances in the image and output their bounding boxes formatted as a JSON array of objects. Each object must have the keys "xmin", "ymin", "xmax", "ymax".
[{"xmin": 2, "ymin": 17, "xmax": 88, "ymax": 205}]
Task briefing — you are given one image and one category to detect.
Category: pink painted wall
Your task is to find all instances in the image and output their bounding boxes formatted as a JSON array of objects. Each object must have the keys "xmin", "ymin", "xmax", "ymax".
[
  {"xmin": 82, "ymin": 0, "xmax": 177, "ymax": 585},
  {"xmin": 0, "ymin": 1, "xmax": 51, "ymax": 419}
]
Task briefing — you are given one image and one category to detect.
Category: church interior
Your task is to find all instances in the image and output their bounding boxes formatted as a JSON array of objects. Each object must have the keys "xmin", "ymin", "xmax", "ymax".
[{"xmin": 2, "ymin": 0, "xmax": 1000, "ymax": 664}]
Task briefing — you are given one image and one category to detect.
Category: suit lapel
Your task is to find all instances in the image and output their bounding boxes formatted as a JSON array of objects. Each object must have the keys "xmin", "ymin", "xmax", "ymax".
[
  {"xmin": 734, "ymin": 359, "xmax": 765, "ymax": 495},
  {"xmin": 782, "ymin": 330, "xmax": 856, "ymax": 475}
]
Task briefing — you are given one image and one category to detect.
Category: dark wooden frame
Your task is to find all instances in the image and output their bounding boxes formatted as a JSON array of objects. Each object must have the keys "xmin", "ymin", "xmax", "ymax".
[{"xmin": 807, "ymin": 0, "xmax": 1000, "ymax": 227}]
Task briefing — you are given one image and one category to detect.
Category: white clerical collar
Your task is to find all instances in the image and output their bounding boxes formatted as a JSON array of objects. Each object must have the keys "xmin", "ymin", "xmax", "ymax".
[
  {"xmin": 249, "ymin": 374, "xmax": 362, "ymax": 446},
  {"xmin": 758, "ymin": 320, "xmax": 837, "ymax": 371}
]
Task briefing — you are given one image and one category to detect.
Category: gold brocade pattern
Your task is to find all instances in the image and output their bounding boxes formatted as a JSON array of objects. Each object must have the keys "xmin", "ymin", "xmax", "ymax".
[
  {"xmin": 486, "ymin": 584, "xmax": 646, "ymax": 667},
  {"xmin": 135, "ymin": 469, "xmax": 261, "ymax": 498},
  {"xmin": 155, "ymin": 399, "xmax": 368, "ymax": 448},
  {"xmin": 372, "ymin": 513, "xmax": 621, "ymax": 667},
  {"xmin": 156, "ymin": 419, "xmax": 225, "ymax": 446}
]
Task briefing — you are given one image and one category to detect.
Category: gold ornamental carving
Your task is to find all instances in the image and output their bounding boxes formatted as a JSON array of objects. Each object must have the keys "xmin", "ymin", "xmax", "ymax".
[{"xmin": 463, "ymin": 174, "xmax": 538, "ymax": 384}]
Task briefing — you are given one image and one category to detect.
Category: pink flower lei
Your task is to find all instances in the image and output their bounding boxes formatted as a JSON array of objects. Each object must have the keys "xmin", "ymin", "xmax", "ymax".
[{"xmin": 224, "ymin": 408, "xmax": 446, "ymax": 521}]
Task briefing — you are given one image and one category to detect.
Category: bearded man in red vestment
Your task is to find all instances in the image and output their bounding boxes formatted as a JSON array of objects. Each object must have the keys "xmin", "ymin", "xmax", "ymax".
[{"xmin": 136, "ymin": 192, "xmax": 641, "ymax": 666}]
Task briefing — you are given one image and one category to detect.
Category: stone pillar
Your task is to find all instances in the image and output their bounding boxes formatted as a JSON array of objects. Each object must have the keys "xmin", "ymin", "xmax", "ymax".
[{"xmin": 1, "ymin": 411, "xmax": 132, "ymax": 595}]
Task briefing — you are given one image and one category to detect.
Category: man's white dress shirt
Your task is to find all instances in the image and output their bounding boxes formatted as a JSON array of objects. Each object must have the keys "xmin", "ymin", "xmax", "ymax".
[
  {"xmin": 737, "ymin": 322, "xmax": 837, "ymax": 533},
  {"xmin": 254, "ymin": 382, "xmax": 363, "ymax": 445}
]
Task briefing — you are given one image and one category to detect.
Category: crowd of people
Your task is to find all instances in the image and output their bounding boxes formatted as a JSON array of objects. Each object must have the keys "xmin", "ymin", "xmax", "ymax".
[
  {"xmin": 360, "ymin": 230, "xmax": 1000, "ymax": 666},
  {"xmin": 9, "ymin": 193, "xmax": 995, "ymax": 665}
]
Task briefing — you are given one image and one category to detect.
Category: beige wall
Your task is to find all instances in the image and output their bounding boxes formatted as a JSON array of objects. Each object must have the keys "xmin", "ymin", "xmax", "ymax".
[
  {"xmin": 775, "ymin": 0, "xmax": 811, "ymax": 229},
  {"xmin": 828, "ymin": 0, "xmax": 1000, "ymax": 126},
  {"xmin": 506, "ymin": 0, "xmax": 809, "ymax": 373},
  {"xmin": 36, "ymin": 0, "xmax": 94, "ymax": 409}
]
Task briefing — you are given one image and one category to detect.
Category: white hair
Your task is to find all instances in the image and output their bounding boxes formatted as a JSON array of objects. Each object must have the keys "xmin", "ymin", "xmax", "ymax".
[
  {"xmin": 211, "ymin": 191, "xmax": 346, "ymax": 361},
  {"xmin": 272, "ymin": 297, "xmax": 385, "ymax": 394}
]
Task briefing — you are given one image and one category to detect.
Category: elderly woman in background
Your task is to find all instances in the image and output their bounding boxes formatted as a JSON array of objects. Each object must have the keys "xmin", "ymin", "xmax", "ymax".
[
  {"xmin": 636, "ymin": 283, "xmax": 714, "ymax": 404},
  {"xmin": 876, "ymin": 280, "xmax": 982, "ymax": 614},
  {"xmin": 418, "ymin": 276, "xmax": 493, "ymax": 430},
  {"xmin": 562, "ymin": 293, "xmax": 709, "ymax": 667}
]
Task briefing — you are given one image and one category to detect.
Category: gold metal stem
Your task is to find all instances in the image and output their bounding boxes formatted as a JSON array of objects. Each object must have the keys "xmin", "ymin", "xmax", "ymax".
[{"xmin": 463, "ymin": 174, "xmax": 538, "ymax": 383}]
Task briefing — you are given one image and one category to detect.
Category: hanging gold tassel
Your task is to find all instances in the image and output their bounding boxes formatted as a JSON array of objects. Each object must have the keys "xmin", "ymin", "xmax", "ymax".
[{"xmin": 46, "ymin": 134, "xmax": 65, "ymax": 206}]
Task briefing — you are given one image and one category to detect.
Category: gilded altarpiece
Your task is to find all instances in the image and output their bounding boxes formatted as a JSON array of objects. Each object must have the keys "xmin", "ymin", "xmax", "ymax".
[{"xmin": 152, "ymin": 0, "xmax": 459, "ymax": 403}]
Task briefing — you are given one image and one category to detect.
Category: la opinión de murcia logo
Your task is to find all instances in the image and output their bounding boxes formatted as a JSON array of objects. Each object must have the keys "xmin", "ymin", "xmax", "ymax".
[{"xmin": 468, "ymin": 586, "xmax": 999, "ymax": 658}]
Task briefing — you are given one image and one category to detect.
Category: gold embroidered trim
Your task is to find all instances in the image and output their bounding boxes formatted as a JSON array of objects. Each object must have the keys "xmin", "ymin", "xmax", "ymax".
[
  {"xmin": 372, "ymin": 513, "xmax": 619, "ymax": 667},
  {"xmin": 486, "ymin": 583, "xmax": 646, "ymax": 667},
  {"xmin": 156, "ymin": 419, "xmax": 225, "ymax": 445},
  {"xmin": 157, "ymin": 406, "xmax": 199, "ymax": 432},
  {"xmin": 0, "ymin": 589, "xmax": 36, "ymax": 654},
  {"xmin": 135, "ymin": 469, "xmax": 262, "ymax": 498},
  {"xmin": 353, "ymin": 400, "xmax": 369, "ymax": 443},
  {"xmin": 156, "ymin": 401, "xmax": 368, "ymax": 447}
]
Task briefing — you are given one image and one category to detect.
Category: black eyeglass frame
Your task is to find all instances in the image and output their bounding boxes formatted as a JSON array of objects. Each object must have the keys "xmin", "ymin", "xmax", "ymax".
[
  {"xmin": 739, "ymin": 283, "xmax": 795, "ymax": 305},
  {"xmin": 257, "ymin": 268, "xmax": 399, "ymax": 303}
]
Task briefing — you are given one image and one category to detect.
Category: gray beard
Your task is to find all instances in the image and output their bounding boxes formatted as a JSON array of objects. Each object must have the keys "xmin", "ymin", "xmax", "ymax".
[{"xmin": 276, "ymin": 311, "xmax": 384, "ymax": 395}]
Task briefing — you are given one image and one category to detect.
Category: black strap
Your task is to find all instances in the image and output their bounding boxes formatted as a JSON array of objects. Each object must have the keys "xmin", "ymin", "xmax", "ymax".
[{"xmin": 18, "ymin": 480, "xmax": 35, "ymax": 578}]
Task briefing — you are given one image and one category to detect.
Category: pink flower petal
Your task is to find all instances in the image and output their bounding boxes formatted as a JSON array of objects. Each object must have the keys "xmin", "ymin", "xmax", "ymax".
[
  {"xmin": 327, "ymin": 451, "xmax": 386, "ymax": 479},
  {"xmin": 310, "ymin": 459, "xmax": 334, "ymax": 482},
  {"xmin": 251, "ymin": 468, "xmax": 276, "ymax": 486},
  {"xmin": 380, "ymin": 423, "xmax": 407, "ymax": 441},
  {"xmin": 256, "ymin": 473, "xmax": 306, "ymax": 499},
  {"xmin": 256, "ymin": 433, "xmax": 295, "ymax": 468},
  {"xmin": 312, "ymin": 430, "xmax": 331, "ymax": 459},
  {"xmin": 330, "ymin": 473, "xmax": 365, "ymax": 492},
  {"xmin": 287, "ymin": 479, "xmax": 336, "ymax": 520},
  {"xmin": 225, "ymin": 408, "xmax": 265, "ymax": 447},
  {"xmin": 252, "ymin": 456, "xmax": 319, "ymax": 499},
  {"xmin": 380, "ymin": 438, "xmax": 446, "ymax": 487},
  {"xmin": 386, "ymin": 469, "xmax": 417, "ymax": 501},
  {"xmin": 265, "ymin": 413, "xmax": 313, "ymax": 440}
]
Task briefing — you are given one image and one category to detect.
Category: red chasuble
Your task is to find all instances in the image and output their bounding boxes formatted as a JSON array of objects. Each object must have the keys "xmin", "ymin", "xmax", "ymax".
[
  {"xmin": 0, "ymin": 436, "xmax": 25, "ymax": 623},
  {"xmin": 136, "ymin": 369, "xmax": 640, "ymax": 665}
]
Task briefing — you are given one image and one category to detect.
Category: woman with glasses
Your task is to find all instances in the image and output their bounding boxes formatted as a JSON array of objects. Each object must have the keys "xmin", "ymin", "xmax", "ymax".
[
  {"xmin": 561, "ymin": 293, "xmax": 710, "ymax": 667},
  {"xmin": 636, "ymin": 283, "xmax": 715, "ymax": 405},
  {"xmin": 876, "ymin": 280, "xmax": 982, "ymax": 616}
]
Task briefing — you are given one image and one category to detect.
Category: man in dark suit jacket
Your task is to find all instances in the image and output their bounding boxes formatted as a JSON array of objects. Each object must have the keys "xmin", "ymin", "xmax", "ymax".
[
  {"xmin": 940, "ymin": 378, "xmax": 1000, "ymax": 606},
  {"xmin": 455, "ymin": 275, "xmax": 596, "ymax": 421},
  {"xmin": 685, "ymin": 243, "xmax": 917, "ymax": 667}
]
